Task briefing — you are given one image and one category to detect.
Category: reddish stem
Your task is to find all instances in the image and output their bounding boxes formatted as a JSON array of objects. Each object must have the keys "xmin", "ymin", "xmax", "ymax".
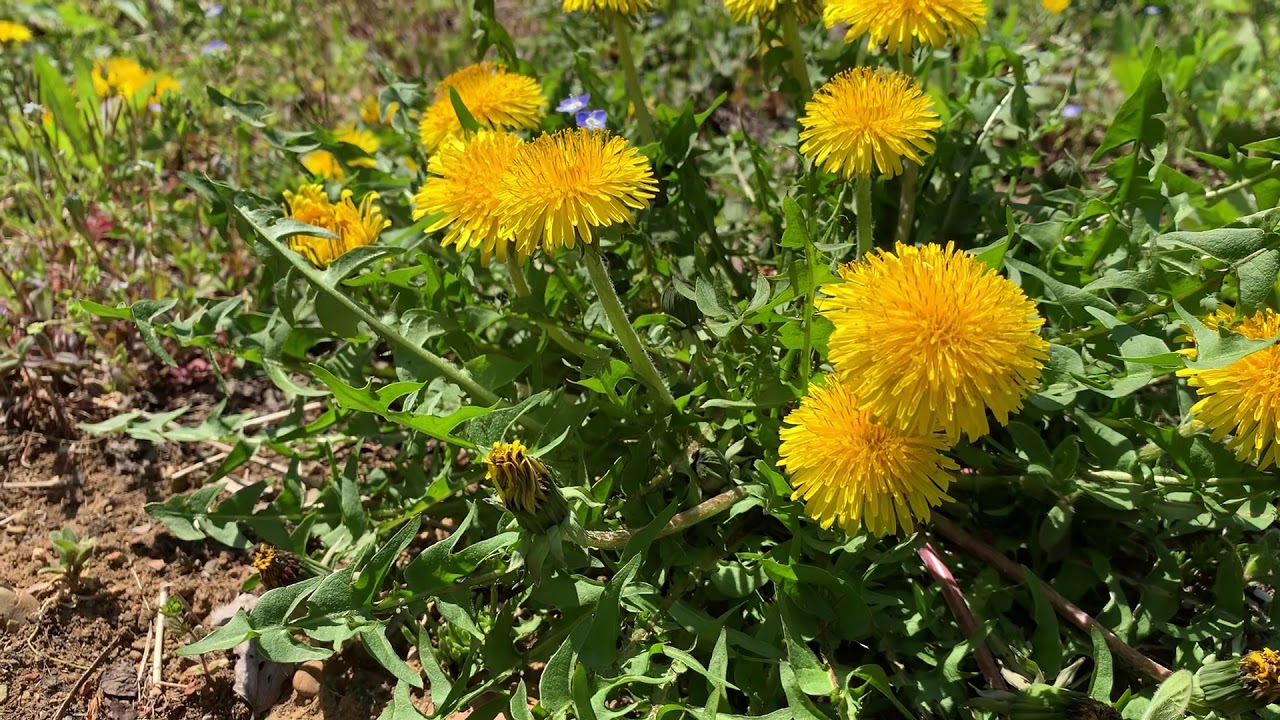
[
  {"xmin": 930, "ymin": 513, "xmax": 1172, "ymax": 683},
  {"xmin": 916, "ymin": 532, "xmax": 1009, "ymax": 690}
]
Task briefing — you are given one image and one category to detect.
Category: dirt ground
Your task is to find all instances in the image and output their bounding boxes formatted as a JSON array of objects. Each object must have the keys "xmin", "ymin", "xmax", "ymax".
[{"xmin": 0, "ymin": 428, "xmax": 428, "ymax": 720}]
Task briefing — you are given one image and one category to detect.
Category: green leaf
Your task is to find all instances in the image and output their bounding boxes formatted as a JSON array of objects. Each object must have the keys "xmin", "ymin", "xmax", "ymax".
[
  {"xmin": 1237, "ymin": 248, "xmax": 1280, "ymax": 315},
  {"xmin": 378, "ymin": 681, "xmax": 430, "ymax": 720},
  {"xmin": 1139, "ymin": 670, "xmax": 1193, "ymax": 720},
  {"xmin": 449, "ymin": 87, "xmax": 484, "ymax": 133},
  {"xmin": 540, "ymin": 634, "xmax": 576, "ymax": 715},
  {"xmin": 353, "ymin": 517, "xmax": 421, "ymax": 606},
  {"xmin": 1089, "ymin": 627, "xmax": 1114, "ymax": 702},
  {"xmin": 1157, "ymin": 227, "xmax": 1269, "ymax": 263},
  {"xmin": 579, "ymin": 554, "xmax": 643, "ymax": 671},
  {"xmin": 417, "ymin": 625, "xmax": 454, "ymax": 710},
  {"xmin": 207, "ymin": 86, "xmax": 272, "ymax": 128},
  {"xmin": 1093, "ymin": 48, "xmax": 1167, "ymax": 159},
  {"xmin": 361, "ymin": 625, "xmax": 424, "ymax": 688},
  {"xmin": 311, "ymin": 365, "xmax": 487, "ymax": 448},
  {"xmin": 780, "ymin": 197, "xmax": 810, "ymax": 249},
  {"xmin": 308, "ymin": 567, "xmax": 358, "ymax": 616},
  {"xmin": 256, "ymin": 627, "xmax": 332, "ymax": 662},
  {"xmin": 132, "ymin": 298, "xmax": 179, "ymax": 367},
  {"xmin": 465, "ymin": 391, "xmax": 552, "ymax": 448},
  {"xmin": 781, "ymin": 601, "xmax": 833, "ymax": 696},
  {"xmin": 510, "ymin": 681, "xmax": 535, "ymax": 720},
  {"xmin": 177, "ymin": 610, "xmax": 254, "ymax": 656},
  {"xmin": 1023, "ymin": 568, "xmax": 1063, "ymax": 678},
  {"xmin": 1174, "ymin": 301, "xmax": 1279, "ymax": 370},
  {"xmin": 849, "ymin": 665, "xmax": 918, "ymax": 720},
  {"xmin": 36, "ymin": 56, "xmax": 95, "ymax": 166},
  {"xmin": 778, "ymin": 662, "xmax": 829, "ymax": 720},
  {"xmin": 252, "ymin": 577, "xmax": 323, "ymax": 627}
]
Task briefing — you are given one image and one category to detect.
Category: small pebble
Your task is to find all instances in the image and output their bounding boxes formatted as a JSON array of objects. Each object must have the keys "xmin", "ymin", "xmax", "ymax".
[{"xmin": 292, "ymin": 660, "xmax": 323, "ymax": 700}]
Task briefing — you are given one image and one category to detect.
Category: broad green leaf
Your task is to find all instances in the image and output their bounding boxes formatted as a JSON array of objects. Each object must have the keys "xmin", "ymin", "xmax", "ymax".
[
  {"xmin": 540, "ymin": 633, "xmax": 576, "ymax": 715},
  {"xmin": 579, "ymin": 554, "xmax": 643, "ymax": 671},
  {"xmin": 1157, "ymin": 227, "xmax": 1269, "ymax": 264},
  {"xmin": 177, "ymin": 610, "xmax": 254, "ymax": 656},
  {"xmin": 361, "ymin": 625, "xmax": 424, "ymax": 688},
  {"xmin": 1024, "ymin": 568, "xmax": 1063, "ymax": 678},
  {"xmin": 1089, "ymin": 627, "xmax": 1114, "ymax": 702},
  {"xmin": 353, "ymin": 517, "xmax": 421, "ymax": 606},
  {"xmin": 780, "ymin": 197, "xmax": 810, "ymax": 249},
  {"xmin": 311, "ymin": 365, "xmax": 488, "ymax": 448},
  {"xmin": 1094, "ymin": 48, "xmax": 1167, "ymax": 159},
  {"xmin": 1174, "ymin": 301, "xmax": 1279, "ymax": 370},
  {"xmin": 378, "ymin": 681, "xmax": 430, "ymax": 720}
]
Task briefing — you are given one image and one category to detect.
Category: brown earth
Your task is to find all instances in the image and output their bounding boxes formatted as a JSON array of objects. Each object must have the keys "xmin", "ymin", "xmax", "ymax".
[{"xmin": 0, "ymin": 429, "xmax": 429, "ymax": 720}]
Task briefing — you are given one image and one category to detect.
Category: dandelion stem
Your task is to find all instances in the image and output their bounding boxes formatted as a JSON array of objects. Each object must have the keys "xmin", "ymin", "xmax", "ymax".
[
  {"xmin": 580, "ymin": 486, "xmax": 749, "ymax": 550},
  {"xmin": 611, "ymin": 12, "xmax": 655, "ymax": 143},
  {"xmin": 894, "ymin": 47, "xmax": 919, "ymax": 244},
  {"xmin": 930, "ymin": 513, "xmax": 1173, "ymax": 683},
  {"xmin": 916, "ymin": 535, "xmax": 1009, "ymax": 690},
  {"xmin": 582, "ymin": 242, "xmax": 676, "ymax": 409},
  {"xmin": 855, "ymin": 174, "xmax": 874, "ymax": 258},
  {"xmin": 779, "ymin": 7, "xmax": 812, "ymax": 99},
  {"xmin": 506, "ymin": 254, "xmax": 601, "ymax": 360}
]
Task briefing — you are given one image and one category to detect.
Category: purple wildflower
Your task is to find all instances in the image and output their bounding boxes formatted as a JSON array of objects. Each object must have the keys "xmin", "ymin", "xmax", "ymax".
[
  {"xmin": 556, "ymin": 93, "xmax": 590, "ymax": 114},
  {"xmin": 575, "ymin": 110, "xmax": 607, "ymax": 130}
]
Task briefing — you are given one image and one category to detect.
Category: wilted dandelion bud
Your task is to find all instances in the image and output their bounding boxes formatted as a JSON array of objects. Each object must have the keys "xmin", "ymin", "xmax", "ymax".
[
  {"xmin": 1192, "ymin": 649, "xmax": 1280, "ymax": 716},
  {"xmin": 485, "ymin": 441, "xmax": 569, "ymax": 533},
  {"xmin": 251, "ymin": 543, "xmax": 302, "ymax": 590},
  {"xmin": 661, "ymin": 286, "xmax": 699, "ymax": 327}
]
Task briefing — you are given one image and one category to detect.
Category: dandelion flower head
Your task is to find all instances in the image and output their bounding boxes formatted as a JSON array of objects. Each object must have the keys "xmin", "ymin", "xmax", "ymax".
[
  {"xmin": 1178, "ymin": 308, "xmax": 1280, "ymax": 469},
  {"xmin": 336, "ymin": 125, "xmax": 380, "ymax": 168},
  {"xmin": 778, "ymin": 376, "xmax": 957, "ymax": 537},
  {"xmin": 818, "ymin": 242, "xmax": 1049, "ymax": 441},
  {"xmin": 283, "ymin": 183, "xmax": 390, "ymax": 268},
  {"xmin": 496, "ymin": 128, "xmax": 657, "ymax": 256},
  {"xmin": 412, "ymin": 131, "xmax": 524, "ymax": 264},
  {"xmin": 1042, "ymin": 0, "xmax": 1070, "ymax": 12},
  {"xmin": 360, "ymin": 95, "xmax": 399, "ymax": 126},
  {"xmin": 799, "ymin": 67, "xmax": 940, "ymax": 179},
  {"xmin": 418, "ymin": 62, "xmax": 544, "ymax": 154},
  {"xmin": 1241, "ymin": 649, "xmax": 1280, "ymax": 702},
  {"xmin": 562, "ymin": 0, "xmax": 654, "ymax": 14},
  {"xmin": 824, "ymin": 0, "xmax": 987, "ymax": 51},
  {"xmin": 723, "ymin": 0, "xmax": 822, "ymax": 24},
  {"xmin": 0, "ymin": 20, "xmax": 33, "ymax": 44},
  {"xmin": 300, "ymin": 150, "xmax": 345, "ymax": 181}
]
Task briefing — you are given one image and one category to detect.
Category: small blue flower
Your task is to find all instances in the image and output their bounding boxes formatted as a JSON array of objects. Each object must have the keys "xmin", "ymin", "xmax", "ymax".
[
  {"xmin": 556, "ymin": 93, "xmax": 590, "ymax": 114},
  {"xmin": 1061, "ymin": 103, "xmax": 1082, "ymax": 119},
  {"xmin": 1144, "ymin": 4, "xmax": 1160, "ymax": 13},
  {"xmin": 202, "ymin": 39, "xmax": 228, "ymax": 54},
  {"xmin": 148, "ymin": 102, "xmax": 163, "ymax": 113},
  {"xmin": 22, "ymin": 102, "xmax": 44, "ymax": 117},
  {"xmin": 576, "ymin": 110, "xmax": 607, "ymax": 130},
  {"xmin": 205, "ymin": 4, "xmax": 222, "ymax": 17}
]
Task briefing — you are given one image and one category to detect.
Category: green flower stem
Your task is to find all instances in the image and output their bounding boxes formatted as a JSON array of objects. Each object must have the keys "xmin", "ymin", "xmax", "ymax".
[
  {"xmin": 582, "ymin": 242, "xmax": 676, "ymax": 409},
  {"xmin": 611, "ymin": 12, "xmax": 656, "ymax": 143},
  {"xmin": 256, "ymin": 219, "xmax": 543, "ymax": 435},
  {"xmin": 779, "ymin": 7, "xmax": 812, "ymax": 99},
  {"xmin": 579, "ymin": 486, "xmax": 749, "ymax": 550},
  {"xmin": 855, "ymin": 174, "xmax": 874, "ymax": 258},
  {"xmin": 1204, "ymin": 162, "xmax": 1280, "ymax": 201},
  {"xmin": 894, "ymin": 47, "xmax": 919, "ymax": 244},
  {"xmin": 506, "ymin": 254, "xmax": 601, "ymax": 360},
  {"xmin": 930, "ymin": 513, "xmax": 1173, "ymax": 683}
]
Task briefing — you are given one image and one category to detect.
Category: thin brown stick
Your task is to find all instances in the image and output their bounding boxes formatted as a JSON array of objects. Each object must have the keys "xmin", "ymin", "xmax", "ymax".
[
  {"xmin": 916, "ymin": 535, "xmax": 1008, "ymax": 690},
  {"xmin": 51, "ymin": 636, "xmax": 118, "ymax": 720},
  {"xmin": 930, "ymin": 513, "xmax": 1172, "ymax": 683}
]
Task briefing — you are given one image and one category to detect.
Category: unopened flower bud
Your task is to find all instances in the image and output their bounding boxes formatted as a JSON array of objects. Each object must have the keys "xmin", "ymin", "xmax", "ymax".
[
  {"xmin": 251, "ymin": 543, "xmax": 303, "ymax": 590},
  {"xmin": 485, "ymin": 441, "xmax": 569, "ymax": 533},
  {"xmin": 1192, "ymin": 648, "xmax": 1280, "ymax": 715}
]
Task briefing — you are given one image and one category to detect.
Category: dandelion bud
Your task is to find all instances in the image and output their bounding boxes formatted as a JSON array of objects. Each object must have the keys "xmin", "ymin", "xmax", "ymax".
[
  {"xmin": 1192, "ymin": 648, "xmax": 1280, "ymax": 716},
  {"xmin": 251, "ymin": 543, "xmax": 303, "ymax": 590},
  {"xmin": 661, "ymin": 286, "xmax": 699, "ymax": 328},
  {"xmin": 485, "ymin": 441, "xmax": 569, "ymax": 533},
  {"xmin": 985, "ymin": 685, "xmax": 1120, "ymax": 720}
]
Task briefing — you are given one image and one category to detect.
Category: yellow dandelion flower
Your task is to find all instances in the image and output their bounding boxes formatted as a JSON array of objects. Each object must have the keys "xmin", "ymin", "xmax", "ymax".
[
  {"xmin": 283, "ymin": 183, "xmax": 390, "ymax": 268},
  {"xmin": 152, "ymin": 74, "xmax": 181, "ymax": 99},
  {"xmin": 418, "ymin": 62, "xmax": 545, "ymax": 154},
  {"xmin": 0, "ymin": 20, "xmax": 33, "ymax": 44},
  {"xmin": 723, "ymin": 0, "xmax": 821, "ymax": 24},
  {"xmin": 823, "ymin": 0, "xmax": 987, "ymax": 51},
  {"xmin": 818, "ymin": 242, "xmax": 1049, "ymax": 441},
  {"xmin": 1042, "ymin": 0, "xmax": 1070, "ymax": 11},
  {"xmin": 359, "ymin": 95, "xmax": 399, "ymax": 126},
  {"xmin": 1177, "ymin": 308, "xmax": 1280, "ymax": 469},
  {"xmin": 1242, "ymin": 649, "xmax": 1280, "ymax": 701},
  {"xmin": 92, "ymin": 57, "xmax": 152, "ymax": 99},
  {"xmin": 300, "ymin": 150, "xmax": 345, "ymax": 181},
  {"xmin": 799, "ymin": 67, "xmax": 940, "ymax": 179},
  {"xmin": 336, "ymin": 125, "xmax": 380, "ymax": 168},
  {"xmin": 778, "ymin": 376, "xmax": 957, "ymax": 537},
  {"xmin": 562, "ymin": 0, "xmax": 654, "ymax": 13},
  {"xmin": 412, "ymin": 131, "xmax": 523, "ymax": 264},
  {"xmin": 495, "ymin": 128, "xmax": 657, "ymax": 256}
]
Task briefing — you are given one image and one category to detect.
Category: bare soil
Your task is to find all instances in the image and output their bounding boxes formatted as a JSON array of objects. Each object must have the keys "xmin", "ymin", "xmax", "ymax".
[{"xmin": 0, "ymin": 430, "xmax": 417, "ymax": 720}]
